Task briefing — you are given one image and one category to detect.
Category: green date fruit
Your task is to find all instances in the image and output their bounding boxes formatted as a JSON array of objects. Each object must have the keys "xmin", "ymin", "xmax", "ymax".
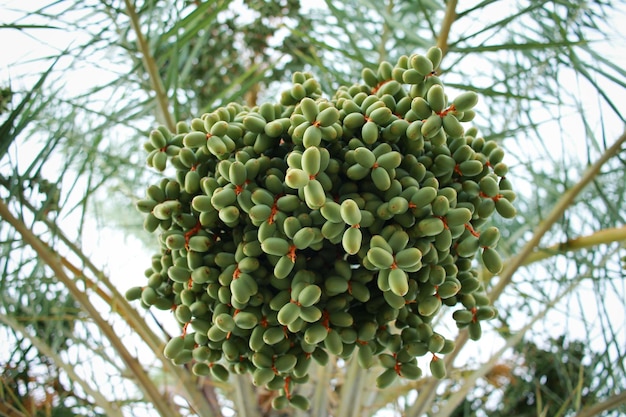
[{"xmin": 130, "ymin": 45, "xmax": 515, "ymax": 411}]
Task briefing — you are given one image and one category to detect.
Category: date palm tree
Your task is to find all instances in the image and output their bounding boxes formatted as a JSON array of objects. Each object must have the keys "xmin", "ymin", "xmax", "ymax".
[{"xmin": 1, "ymin": 1, "xmax": 625, "ymax": 416}]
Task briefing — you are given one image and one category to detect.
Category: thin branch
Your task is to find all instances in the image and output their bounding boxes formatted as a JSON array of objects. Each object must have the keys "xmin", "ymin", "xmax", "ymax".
[
  {"xmin": 478, "ymin": 225, "xmax": 626, "ymax": 285},
  {"xmin": 575, "ymin": 390, "xmax": 626, "ymax": 417},
  {"xmin": 377, "ymin": 0, "xmax": 394, "ymax": 63},
  {"xmin": 520, "ymin": 225, "xmax": 626, "ymax": 266},
  {"xmin": 0, "ymin": 314, "xmax": 125, "ymax": 417},
  {"xmin": 0, "ymin": 199, "xmax": 181, "ymax": 417},
  {"xmin": 437, "ymin": 0, "xmax": 457, "ymax": 57},
  {"xmin": 490, "ymin": 130, "xmax": 626, "ymax": 303},
  {"xmin": 0, "ymin": 401, "xmax": 26, "ymax": 417},
  {"xmin": 123, "ymin": 0, "xmax": 175, "ymax": 131}
]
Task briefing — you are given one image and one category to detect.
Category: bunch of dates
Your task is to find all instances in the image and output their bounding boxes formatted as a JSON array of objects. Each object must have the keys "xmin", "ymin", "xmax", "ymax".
[{"xmin": 127, "ymin": 46, "xmax": 515, "ymax": 410}]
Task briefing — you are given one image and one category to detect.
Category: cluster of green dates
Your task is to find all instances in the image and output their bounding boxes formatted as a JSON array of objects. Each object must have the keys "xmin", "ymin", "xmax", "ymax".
[{"xmin": 127, "ymin": 46, "xmax": 515, "ymax": 410}]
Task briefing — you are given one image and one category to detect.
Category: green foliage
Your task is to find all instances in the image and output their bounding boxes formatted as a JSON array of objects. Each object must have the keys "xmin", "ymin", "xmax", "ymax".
[
  {"xmin": 0, "ymin": 258, "xmax": 96, "ymax": 416},
  {"xmin": 449, "ymin": 335, "xmax": 607, "ymax": 417},
  {"xmin": 0, "ymin": 86, "xmax": 11, "ymax": 115},
  {"xmin": 178, "ymin": 0, "xmax": 313, "ymax": 109}
]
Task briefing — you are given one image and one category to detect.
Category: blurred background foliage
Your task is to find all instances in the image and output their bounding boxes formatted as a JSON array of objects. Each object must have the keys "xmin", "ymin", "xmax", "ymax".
[{"xmin": 0, "ymin": 0, "xmax": 625, "ymax": 416}]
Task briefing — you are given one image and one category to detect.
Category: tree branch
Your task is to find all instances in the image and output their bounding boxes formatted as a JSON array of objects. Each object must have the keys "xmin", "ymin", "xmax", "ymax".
[
  {"xmin": 478, "ymin": 225, "xmax": 626, "ymax": 284},
  {"xmin": 311, "ymin": 362, "xmax": 333, "ymax": 417},
  {"xmin": 575, "ymin": 390, "xmax": 626, "ymax": 417},
  {"xmin": 377, "ymin": 0, "xmax": 394, "ymax": 63},
  {"xmin": 437, "ymin": 0, "xmax": 457, "ymax": 57},
  {"xmin": 0, "ymin": 401, "xmax": 27, "ymax": 417},
  {"xmin": 0, "ymin": 314, "xmax": 124, "ymax": 417},
  {"xmin": 521, "ymin": 225, "xmax": 626, "ymax": 266},
  {"xmin": 490, "ymin": 130, "xmax": 626, "ymax": 303},
  {"xmin": 0, "ymin": 199, "xmax": 181, "ymax": 417},
  {"xmin": 336, "ymin": 358, "xmax": 368, "ymax": 417},
  {"xmin": 124, "ymin": 0, "xmax": 175, "ymax": 131}
]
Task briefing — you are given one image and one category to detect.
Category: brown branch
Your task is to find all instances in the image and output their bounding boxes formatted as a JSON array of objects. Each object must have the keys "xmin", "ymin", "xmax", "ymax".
[
  {"xmin": 0, "ymin": 199, "xmax": 181, "ymax": 417},
  {"xmin": 0, "ymin": 401, "xmax": 27, "ymax": 417},
  {"xmin": 478, "ymin": 225, "xmax": 626, "ymax": 284},
  {"xmin": 575, "ymin": 390, "xmax": 626, "ymax": 417},
  {"xmin": 123, "ymin": 0, "xmax": 175, "ymax": 131},
  {"xmin": 378, "ymin": 0, "xmax": 394, "ymax": 63},
  {"xmin": 437, "ymin": 0, "xmax": 457, "ymax": 58},
  {"xmin": 0, "ymin": 314, "xmax": 124, "ymax": 417},
  {"xmin": 521, "ymin": 225, "xmax": 626, "ymax": 266},
  {"xmin": 490, "ymin": 130, "xmax": 626, "ymax": 303}
]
